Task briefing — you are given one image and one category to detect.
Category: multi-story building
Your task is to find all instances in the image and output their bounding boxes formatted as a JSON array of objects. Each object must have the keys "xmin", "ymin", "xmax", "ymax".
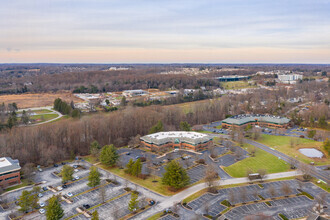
[
  {"xmin": 140, "ymin": 131, "xmax": 213, "ymax": 152},
  {"xmin": 222, "ymin": 114, "xmax": 290, "ymax": 129},
  {"xmin": 278, "ymin": 74, "xmax": 303, "ymax": 84},
  {"xmin": 0, "ymin": 157, "xmax": 21, "ymax": 188}
]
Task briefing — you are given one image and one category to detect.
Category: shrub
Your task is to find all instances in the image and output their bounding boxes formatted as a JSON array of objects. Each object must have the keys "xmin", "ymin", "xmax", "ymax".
[
  {"xmin": 297, "ymin": 191, "xmax": 314, "ymax": 199},
  {"xmin": 279, "ymin": 213, "xmax": 289, "ymax": 220},
  {"xmin": 220, "ymin": 200, "xmax": 231, "ymax": 207},
  {"xmin": 197, "ymin": 159, "xmax": 206, "ymax": 164}
]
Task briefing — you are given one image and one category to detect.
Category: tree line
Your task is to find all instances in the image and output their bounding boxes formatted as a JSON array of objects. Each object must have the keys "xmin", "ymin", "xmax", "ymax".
[{"xmin": 0, "ymin": 98, "xmax": 230, "ymax": 166}]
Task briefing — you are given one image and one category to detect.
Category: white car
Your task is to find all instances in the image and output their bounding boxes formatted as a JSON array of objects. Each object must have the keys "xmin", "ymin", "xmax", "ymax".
[
  {"xmin": 39, "ymin": 203, "xmax": 45, "ymax": 208},
  {"xmin": 74, "ymin": 169, "xmax": 79, "ymax": 172},
  {"xmin": 38, "ymin": 193, "xmax": 43, "ymax": 198},
  {"xmin": 39, "ymin": 209, "xmax": 45, "ymax": 214},
  {"xmin": 74, "ymin": 176, "xmax": 80, "ymax": 180},
  {"xmin": 56, "ymin": 186, "xmax": 63, "ymax": 191},
  {"xmin": 67, "ymin": 192, "xmax": 73, "ymax": 197}
]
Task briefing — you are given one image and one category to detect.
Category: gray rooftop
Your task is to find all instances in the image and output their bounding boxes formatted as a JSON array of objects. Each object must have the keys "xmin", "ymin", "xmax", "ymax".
[
  {"xmin": 0, "ymin": 157, "xmax": 21, "ymax": 175},
  {"xmin": 140, "ymin": 131, "xmax": 212, "ymax": 146},
  {"xmin": 222, "ymin": 114, "xmax": 290, "ymax": 125}
]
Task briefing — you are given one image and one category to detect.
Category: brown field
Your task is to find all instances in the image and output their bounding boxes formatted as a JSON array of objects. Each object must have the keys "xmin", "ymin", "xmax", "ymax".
[{"xmin": 0, "ymin": 92, "xmax": 83, "ymax": 109}]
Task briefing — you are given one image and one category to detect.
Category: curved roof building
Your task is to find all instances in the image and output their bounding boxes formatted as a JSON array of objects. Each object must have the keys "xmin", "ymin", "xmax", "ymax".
[
  {"xmin": 140, "ymin": 131, "xmax": 212, "ymax": 152},
  {"xmin": 222, "ymin": 114, "xmax": 290, "ymax": 128}
]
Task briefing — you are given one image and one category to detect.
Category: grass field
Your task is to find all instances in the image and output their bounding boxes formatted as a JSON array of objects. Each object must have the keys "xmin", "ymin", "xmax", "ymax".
[
  {"xmin": 255, "ymin": 134, "xmax": 327, "ymax": 165},
  {"xmin": 0, "ymin": 92, "xmax": 83, "ymax": 108},
  {"xmin": 224, "ymin": 143, "xmax": 291, "ymax": 177},
  {"xmin": 85, "ymin": 155, "xmax": 179, "ymax": 196},
  {"xmin": 30, "ymin": 113, "xmax": 58, "ymax": 122},
  {"xmin": 221, "ymin": 81, "xmax": 256, "ymax": 90}
]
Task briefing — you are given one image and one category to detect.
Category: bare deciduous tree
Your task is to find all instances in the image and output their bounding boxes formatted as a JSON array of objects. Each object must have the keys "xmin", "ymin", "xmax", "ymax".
[{"xmin": 281, "ymin": 182, "xmax": 292, "ymax": 197}]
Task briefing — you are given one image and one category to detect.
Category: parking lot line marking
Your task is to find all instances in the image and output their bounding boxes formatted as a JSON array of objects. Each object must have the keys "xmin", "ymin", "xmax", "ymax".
[{"xmin": 64, "ymin": 191, "xmax": 130, "ymax": 220}]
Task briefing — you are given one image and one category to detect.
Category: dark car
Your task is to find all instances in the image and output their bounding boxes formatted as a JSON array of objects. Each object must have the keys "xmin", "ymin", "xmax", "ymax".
[
  {"xmin": 42, "ymin": 186, "xmax": 48, "ymax": 191},
  {"xmin": 61, "ymin": 162, "xmax": 66, "ymax": 165},
  {"xmin": 149, "ymin": 200, "xmax": 155, "ymax": 206},
  {"xmin": 126, "ymin": 152, "xmax": 130, "ymax": 155},
  {"xmin": 54, "ymin": 164, "xmax": 59, "ymax": 167},
  {"xmin": 62, "ymin": 184, "xmax": 68, "ymax": 188},
  {"xmin": 83, "ymin": 204, "xmax": 90, "ymax": 209}
]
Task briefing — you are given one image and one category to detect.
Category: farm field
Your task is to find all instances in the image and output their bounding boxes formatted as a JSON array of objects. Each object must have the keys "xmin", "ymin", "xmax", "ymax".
[{"xmin": 0, "ymin": 92, "xmax": 83, "ymax": 108}]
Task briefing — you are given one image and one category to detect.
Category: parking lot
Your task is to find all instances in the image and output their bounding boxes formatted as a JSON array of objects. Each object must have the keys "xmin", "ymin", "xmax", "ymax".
[
  {"xmin": 185, "ymin": 179, "xmax": 329, "ymax": 219},
  {"xmin": 0, "ymin": 160, "xmax": 163, "ymax": 220}
]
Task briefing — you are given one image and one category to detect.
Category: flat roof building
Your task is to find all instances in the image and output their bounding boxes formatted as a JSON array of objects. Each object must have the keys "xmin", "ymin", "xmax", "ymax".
[
  {"xmin": 122, "ymin": 89, "xmax": 148, "ymax": 97},
  {"xmin": 0, "ymin": 157, "xmax": 21, "ymax": 188},
  {"xmin": 222, "ymin": 114, "xmax": 290, "ymax": 129},
  {"xmin": 140, "ymin": 131, "xmax": 213, "ymax": 152}
]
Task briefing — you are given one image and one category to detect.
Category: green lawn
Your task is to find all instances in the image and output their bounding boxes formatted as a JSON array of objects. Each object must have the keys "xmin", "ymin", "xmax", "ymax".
[
  {"xmin": 29, "ymin": 113, "xmax": 58, "ymax": 122},
  {"xmin": 224, "ymin": 143, "xmax": 291, "ymax": 177},
  {"xmin": 5, "ymin": 179, "xmax": 32, "ymax": 192},
  {"xmin": 99, "ymin": 165, "xmax": 178, "ymax": 196},
  {"xmin": 255, "ymin": 134, "xmax": 327, "ymax": 165},
  {"xmin": 147, "ymin": 212, "xmax": 164, "ymax": 220},
  {"xmin": 33, "ymin": 109, "xmax": 53, "ymax": 114},
  {"xmin": 221, "ymin": 81, "xmax": 256, "ymax": 90}
]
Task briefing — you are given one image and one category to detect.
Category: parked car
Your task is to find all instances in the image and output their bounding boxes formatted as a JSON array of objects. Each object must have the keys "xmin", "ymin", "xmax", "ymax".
[
  {"xmin": 67, "ymin": 192, "xmax": 73, "ymax": 197},
  {"xmin": 126, "ymin": 152, "xmax": 130, "ymax": 155},
  {"xmin": 38, "ymin": 193, "xmax": 43, "ymax": 198},
  {"xmin": 74, "ymin": 176, "xmax": 80, "ymax": 180},
  {"xmin": 39, "ymin": 203, "xmax": 45, "ymax": 208},
  {"xmin": 61, "ymin": 162, "xmax": 66, "ymax": 165},
  {"xmin": 42, "ymin": 187, "xmax": 48, "ymax": 191},
  {"xmin": 38, "ymin": 168, "xmax": 43, "ymax": 172},
  {"xmin": 54, "ymin": 164, "xmax": 58, "ymax": 167},
  {"xmin": 57, "ymin": 186, "xmax": 63, "ymax": 191},
  {"xmin": 73, "ymin": 165, "xmax": 78, "ymax": 169},
  {"xmin": 83, "ymin": 204, "xmax": 90, "ymax": 209},
  {"xmin": 39, "ymin": 209, "xmax": 45, "ymax": 214},
  {"xmin": 62, "ymin": 184, "xmax": 68, "ymax": 188}
]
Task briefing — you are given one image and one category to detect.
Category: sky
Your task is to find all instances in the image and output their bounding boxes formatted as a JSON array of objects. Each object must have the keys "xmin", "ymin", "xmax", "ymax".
[{"xmin": 1, "ymin": 0, "xmax": 330, "ymax": 63}]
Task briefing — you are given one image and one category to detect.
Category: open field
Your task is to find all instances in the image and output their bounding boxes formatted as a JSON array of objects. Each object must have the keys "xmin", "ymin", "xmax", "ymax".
[
  {"xmin": 224, "ymin": 143, "xmax": 291, "ymax": 177},
  {"xmin": 221, "ymin": 81, "xmax": 257, "ymax": 90},
  {"xmin": 255, "ymin": 134, "xmax": 327, "ymax": 165},
  {"xmin": 0, "ymin": 92, "xmax": 83, "ymax": 108}
]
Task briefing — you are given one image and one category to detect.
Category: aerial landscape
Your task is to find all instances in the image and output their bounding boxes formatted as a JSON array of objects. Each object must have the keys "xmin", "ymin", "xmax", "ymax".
[{"xmin": 0, "ymin": 1, "xmax": 329, "ymax": 220}]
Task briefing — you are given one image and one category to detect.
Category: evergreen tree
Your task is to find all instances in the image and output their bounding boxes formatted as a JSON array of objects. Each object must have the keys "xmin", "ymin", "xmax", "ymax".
[
  {"xmin": 88, "ymin": 166, "xmax": 101, "ymax": 188},
  {"xmin": 128, "ymin": 192, "xmax": 139, "ymax": 213},
  {"xmin": 46, "ymin": 196, "xmax": 64, "ymax": 220},
  {"xmin": 21, "ymin": 110, "xmax": 30, "ymax": 125},
  {"xmin": 99, "ymin": 144, "xmax": 119, "ymax": 166},
  {"xmin": 179, "ymin": 121, "xmax": 191, "ymax": 131},
  {"xmin": 71, "ymin": 109, "xmax": 80, "ymax": 118},
  {"xmin": 148, "ymin": 120, "xmax": 164, "ymax": 134},
  {"xmin": 61, "ymin": 165, "xmax": 74, "ymax": 183},
  {"xmin": 91, "ymin": 210, "xmax": 99, "ymax": 220},
  {"xmin": 162, "ymin": 160, "xmax": 190, "ymax": 190},
  {"xmin": 125, "ymin": 159, "xmax": 134, "ymax": 175},
  {"xmin": 120, "ymin": 96, "xmax": 127, "ymax": 107},
  {"xmin": 18, "ymin": 190, "xmax": 31, "ymax": 213},
  {"xmin": 90, "ymin": 140, "xmax": 101, "ymax": 156},
  {"xmin": 131, "ymin": 159, "xmax": 142, "ymax": 177}
]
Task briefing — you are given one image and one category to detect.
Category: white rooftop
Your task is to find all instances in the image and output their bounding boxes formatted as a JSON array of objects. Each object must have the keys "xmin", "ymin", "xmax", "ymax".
[
  {"xmin": 141, "ymin": 131, "xmax": 212, "ymax": 146},
  {"xmin": 0, "ymin": 157, "xmax": 11, "ymax": 168},
  {"xmin": 147, "ymin": 131, "xmax": 208, "ymax": 140}
]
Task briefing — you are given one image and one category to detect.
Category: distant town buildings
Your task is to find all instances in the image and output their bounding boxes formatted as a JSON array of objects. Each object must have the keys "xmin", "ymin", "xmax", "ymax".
[
  {"xmin": 215, "ymin": 75, "xmax": 250, "ymax": 82},
  {"xmin": 0, "ymin": 157, "xmax": 21, "ymax": 188},
  {"xmin": 140, "ymin": 131, "xmax": 213, "ymax": 152},
  {"xmin": 122, "ymin": 89, "xmax": 148, "ymax": 97},
  {"xmin": 278, "ymin": 74, "xmax": 303, "ymax": 84},
  {"xmin": 222, "ymin": 114, "xmax": 290, "ymax": 129}
]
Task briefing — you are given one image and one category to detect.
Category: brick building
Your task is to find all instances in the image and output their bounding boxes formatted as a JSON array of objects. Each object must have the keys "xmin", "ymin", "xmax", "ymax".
[
  {"xmin": 140, "ymin": 131, "xmax": 213, "ymax": 152},
  {"xmin": 222, "ymin": 114, "xmax": 290, "ymax": 129},
  {"xmin": 0, "ymin": 157, "xmax": 21, "ymax": 188}
]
